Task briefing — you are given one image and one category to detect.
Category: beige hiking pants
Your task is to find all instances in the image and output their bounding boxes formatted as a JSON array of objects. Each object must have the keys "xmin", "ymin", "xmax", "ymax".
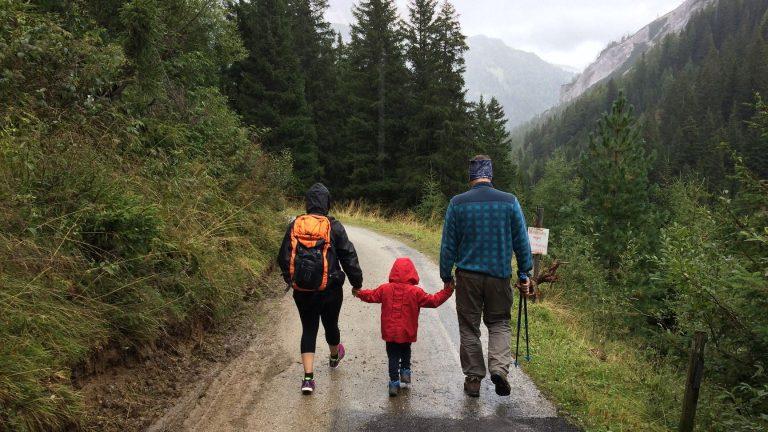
[{"xmin": 455, "ymin": 270, "xmax": 514, "ymax": 378}]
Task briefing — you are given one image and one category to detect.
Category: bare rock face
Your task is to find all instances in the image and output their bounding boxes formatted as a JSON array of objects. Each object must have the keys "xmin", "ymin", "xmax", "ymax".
[{"xmin": 560, "ymin": 0, "xmax": 716, "ymax": 103}]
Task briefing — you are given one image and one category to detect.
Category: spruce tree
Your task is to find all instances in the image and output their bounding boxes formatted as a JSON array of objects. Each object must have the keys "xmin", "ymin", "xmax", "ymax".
[
  {"xmin": 287, "ymin": 0, "xmax": 348, "ymax": 190},
  {"xmin": 226, "ymin": 0, "xmax": 320, "ymax": 187},
  {"xmin": 402, "ymin": 0, "xmax": 470, "ymax": 200},
  {"xmin": 581, "ymin": 93, "xmax": 655, "ymax": 269},
  {"xmin": 342, "ymin": 0, "xmax": 410, "ymax": 202},
  {"xmin": 470, "ymin": 96, "xmax": 515, "ymax": 189}
]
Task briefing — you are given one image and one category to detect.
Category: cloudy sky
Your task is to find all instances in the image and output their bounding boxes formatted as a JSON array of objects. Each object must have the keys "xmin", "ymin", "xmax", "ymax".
[{"xmin": 326, "ymin": 0, "xmax": 685, "ymax": 70}]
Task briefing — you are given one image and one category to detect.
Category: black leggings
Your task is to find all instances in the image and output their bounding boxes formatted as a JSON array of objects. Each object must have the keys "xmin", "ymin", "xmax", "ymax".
[
  {"xmin": 386, "ymin": 342, "xmax": 412, "ymax": 381},
  {"xmin": 293, "ymin": 288, "xmax": 343, "ymax": 353}
]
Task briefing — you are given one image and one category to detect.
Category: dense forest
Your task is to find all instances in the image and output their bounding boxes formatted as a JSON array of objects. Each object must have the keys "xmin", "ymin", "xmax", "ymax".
[
  {"xmin": 517, "ymin": 0, "xmax": 768, "ymax": 189},
  {"xmin": 0, "ymin": 0, "xmax": 288, "ymax": 429},
  {"xmin": 226, "ymin": 0, "xmax": 515, "ymax": 206},
  {"xmin": 516, "ymin": 0, "xmax": 768, "ymax": 429}
]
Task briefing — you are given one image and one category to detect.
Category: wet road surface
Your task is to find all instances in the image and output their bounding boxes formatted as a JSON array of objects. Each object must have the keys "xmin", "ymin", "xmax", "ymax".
[{"xmin": 150, "ymin": 226, "xmax": 578, "ymax": 431}]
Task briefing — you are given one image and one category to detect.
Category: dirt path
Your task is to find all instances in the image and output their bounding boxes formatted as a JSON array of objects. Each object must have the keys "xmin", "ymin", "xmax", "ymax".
[{"xmin": 149, "ymin": 226, "xmax": 577, "ymax": 431}]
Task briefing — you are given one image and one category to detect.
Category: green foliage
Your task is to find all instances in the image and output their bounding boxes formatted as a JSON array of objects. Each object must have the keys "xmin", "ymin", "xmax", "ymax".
[
  {"xmin": 527, "ymin": 90, "xmax": 768, "ymax": 429},
  {"xmin": 289, "ymin": 0, "xmax": 347, "ymax": 193},
  {"xmin": 524, "ymin": 8, "xmax": 768, "ymax": 418},
  {"xmin": 337, "ymin": 0, "xmax": 411, "ymax": 202},
  {"xmin": 520, "ymin": 0, "xmax": 768, "ymax": 189},
  {"xmin": 226, "ymin": 0, "xmax": 319, "ymax": 188},
  {"xmin": 0, "ymin": 1, "xmax": 285, "ymax": 430},
  {"xmin": 400, "ymin": 0, "xmax": 471, "ymax": 201},
  {"xmin": 653, "ymin": 177, "xmax": 767, "ymax": 429},
  {"xmin": 415, "ymin": 171, "xmax": 447, "ymax": 224},
  {"xmin": 470, "ymin": 96, "xmax": 516, "ymax": 189},
  {"xmin": 581, "ymin": 93, "xmax": 656, "ymax": 269},
  {"xmin": 530, "ymin": 150, "xmax": 583, "ymax": 235}
]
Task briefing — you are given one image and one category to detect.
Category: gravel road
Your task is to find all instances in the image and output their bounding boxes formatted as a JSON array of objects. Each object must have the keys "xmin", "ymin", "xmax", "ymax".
[{"xmin": 149, "ymin": 225, "xmax": 577, "ymax": 432}]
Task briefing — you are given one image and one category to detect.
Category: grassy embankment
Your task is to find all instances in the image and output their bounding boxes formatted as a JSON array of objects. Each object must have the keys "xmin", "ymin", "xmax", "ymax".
[
  {"xmin": 332, "ymin": 202, "xmax": 688, "ymax": 432},
  {"xmin": 0, "ymin": 158, "xmax": 286, "ymax": 431},
  {"xmin": 0, "ymin": 2, "xmax": 288, "ymax": 430}
]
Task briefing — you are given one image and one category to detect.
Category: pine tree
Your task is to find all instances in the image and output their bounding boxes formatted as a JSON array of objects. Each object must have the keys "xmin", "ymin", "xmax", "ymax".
[
  {"xmin": 287, "ymin": 0, "xmax": 347, "ymax": 190},
  {"xmin": 226, "ymin": 0, "xmax": 320, "ymax": 187},
  {"xmin": 470, "ymin": 96, "xmax": 515, "ymax": 189},
  {"xmin": 402, "ymin": 0, "xmax": 470, "ymax": 201},
  {"xmin": 581, "ymin": 93, "xmax": 655, "ymax": 269},
  {"xmin": 342, "ymin": 0, "xmax": 410, "ymax": 202}
]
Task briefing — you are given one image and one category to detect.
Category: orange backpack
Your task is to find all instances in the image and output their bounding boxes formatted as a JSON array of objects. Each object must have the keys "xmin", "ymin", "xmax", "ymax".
[{"xmin": 289, "ymin": 214, "xmax": 332, "ymax": 291}]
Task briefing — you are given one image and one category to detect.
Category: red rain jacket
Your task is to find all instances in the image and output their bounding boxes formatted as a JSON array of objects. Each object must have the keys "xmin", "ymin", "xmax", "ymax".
[{"xmin": 357, "ymin": 257, "xmax": 453, "ymax": 343}]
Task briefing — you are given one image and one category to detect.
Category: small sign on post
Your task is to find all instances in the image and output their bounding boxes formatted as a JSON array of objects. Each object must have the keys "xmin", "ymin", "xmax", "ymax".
[
  {"xmin": 528, "ymin": 227, "xmax": 549, "ymax": 256},
  {"xmin": 528, "ymin": 207, "xmax": 547, "ymax": 302}
]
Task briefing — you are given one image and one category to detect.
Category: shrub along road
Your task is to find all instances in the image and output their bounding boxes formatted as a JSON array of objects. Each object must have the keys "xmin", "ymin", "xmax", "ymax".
[{"xmin": 149, "ymin": 226, "xmax": 577, "ymax": 431}]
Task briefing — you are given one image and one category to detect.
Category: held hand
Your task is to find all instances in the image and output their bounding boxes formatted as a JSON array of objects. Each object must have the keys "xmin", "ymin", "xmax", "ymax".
[
  {"xmin": 351, "ymin": 288, "xmax": 361, "ymax": 297},
  {"xmin": 515, "ymin": 278, "xmax": 533, "ymax": 296},
  {"xmin": 444, "ymin": 280, "xmax": 455, "ymax": 291}
]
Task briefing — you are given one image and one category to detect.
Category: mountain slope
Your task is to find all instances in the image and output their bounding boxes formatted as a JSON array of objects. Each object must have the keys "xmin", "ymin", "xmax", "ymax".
[
  {"xmin": 522, "ymin": 0, "xmax": 767, "ymax": 184},
  {"xmin": 464, "ymin": 35, "xmax": 575, "ymax": 127},
  {"xmin": 560, "ymin": 0, "xmax": 717, "ymax": 103},
  {"xmin": 331, "ymin": 28, "xmax": 573, "ymax": 127}
]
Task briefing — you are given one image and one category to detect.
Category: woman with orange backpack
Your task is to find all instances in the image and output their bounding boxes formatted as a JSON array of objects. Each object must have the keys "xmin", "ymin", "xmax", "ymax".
[{"xmin": 277, "ymin": 183, "xmax": 363, "ymax": 395}]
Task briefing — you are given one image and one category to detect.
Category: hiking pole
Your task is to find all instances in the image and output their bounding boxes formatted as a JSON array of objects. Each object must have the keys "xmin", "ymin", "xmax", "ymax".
[
  {"xmin": 523, "ymin": 290, "xmax": 531, "ymax": 362},
  {"xmin": 514, "ymin": 289, "xmax": 523, "ymax": 367}
]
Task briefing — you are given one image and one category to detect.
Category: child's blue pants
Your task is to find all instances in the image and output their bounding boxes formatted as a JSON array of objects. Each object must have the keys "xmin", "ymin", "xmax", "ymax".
[{"xmin": 385, "ymin": 342, "xmax": 411, "ymax": 381}]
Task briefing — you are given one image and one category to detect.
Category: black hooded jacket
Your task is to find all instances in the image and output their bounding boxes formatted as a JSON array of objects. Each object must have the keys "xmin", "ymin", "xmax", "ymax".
[{"xmin": 277, "ymin": 183, "xmax": 363, "ymax": 289}]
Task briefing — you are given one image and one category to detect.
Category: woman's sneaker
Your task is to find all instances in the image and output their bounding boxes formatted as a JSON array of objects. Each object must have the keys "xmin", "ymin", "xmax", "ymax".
[
  {"xmin": 399, "ymin": 368, "xmax": 412, "ymax": 384},
  {"xmin": 301, "ymin": 378, "xmax": 316, "ymax": 395},
  {"xmin": 388, "ymin": 380, "xmax": 400, "ymax": 397},
  {"xmin": 329, "ymin": 343, "xmax": 345, "ymax": 369}
]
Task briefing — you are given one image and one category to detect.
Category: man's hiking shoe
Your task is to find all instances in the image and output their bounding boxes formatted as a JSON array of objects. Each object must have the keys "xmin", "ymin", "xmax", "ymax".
[
  {"xmin": 388, "ymin": 380, "xmax": 400, "ymax": 397},
  {"xmin": 329, "ymin": 343, "xmax": 345, "ymax": 369},
  {"xmin": 464, "ymin": 376, "xmax": 481, "ymax": 397},
  {"xmin": 491, "ymin": 373, "xmax": 511, "ymax": 396},
  {"xmin": 400, "ymin": 368, "xmax": 412, "ymax": 384},
  {"xmin": 301, "ymin": 378, "xmax": 315, "ymax": 395}
]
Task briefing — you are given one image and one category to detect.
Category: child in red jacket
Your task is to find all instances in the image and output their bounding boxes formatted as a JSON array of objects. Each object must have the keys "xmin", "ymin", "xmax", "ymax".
[{"xmin": 353, "ymin": 257, "xmax": 454, "ymax": 397}]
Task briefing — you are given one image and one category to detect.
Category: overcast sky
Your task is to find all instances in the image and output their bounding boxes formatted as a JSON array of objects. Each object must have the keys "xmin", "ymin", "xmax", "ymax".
[{"xmin": 326, "ymin": 0, "xmax": 685, "ymax": 70}]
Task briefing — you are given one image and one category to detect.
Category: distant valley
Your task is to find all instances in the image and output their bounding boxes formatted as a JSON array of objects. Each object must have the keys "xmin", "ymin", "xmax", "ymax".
[
  {"xmin": 331, "ymin": 24, "xmax": 575, "ymax": 127},
  {"xmin": 464, "ymin": 35, "xmax": 574, "ymax": 127}
]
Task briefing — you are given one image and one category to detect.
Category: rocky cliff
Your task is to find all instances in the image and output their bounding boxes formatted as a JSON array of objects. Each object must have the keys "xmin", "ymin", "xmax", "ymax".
[{"xmin": 560, "ymin": 0, "xmax": 716, "ymax": 103}]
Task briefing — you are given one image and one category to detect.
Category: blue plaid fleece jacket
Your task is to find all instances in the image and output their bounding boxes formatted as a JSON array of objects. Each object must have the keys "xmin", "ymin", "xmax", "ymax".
[{"xmin": 439, "ymin": 183, "xmax": 533, "ymax": 282}]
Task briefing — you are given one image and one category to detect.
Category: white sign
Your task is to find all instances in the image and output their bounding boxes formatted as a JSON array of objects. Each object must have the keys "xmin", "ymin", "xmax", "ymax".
[{"xmin": 528, "ymin": 227, "xmax": 549, "ymax": 255}]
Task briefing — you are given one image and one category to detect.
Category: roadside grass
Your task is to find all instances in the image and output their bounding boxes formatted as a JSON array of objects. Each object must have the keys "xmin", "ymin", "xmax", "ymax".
[
  {"xmin": 331, "ymin": 202, "xmax": 687, "ymax": 431},
  {"xmin": 1, "ymin": 175, "xmax": 284, "ymax": 431}
]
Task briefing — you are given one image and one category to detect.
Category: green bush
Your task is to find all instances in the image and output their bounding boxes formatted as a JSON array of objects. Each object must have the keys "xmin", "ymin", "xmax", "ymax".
[
  {"xmin": 0, "ymin": 2, "xmax": 285, "ymax": 430},
  {"xmin": 416, "ymin": 172, "xmax": 448, "ymax": 224}
]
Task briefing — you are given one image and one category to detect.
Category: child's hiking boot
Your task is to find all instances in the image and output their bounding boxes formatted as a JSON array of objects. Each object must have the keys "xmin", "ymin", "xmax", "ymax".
[
  {"xmin": 388, "ymin": 380, "xmax": 400, "ymax": 397},
  {"xmin": 399, "ymin": 368, "xmax": 412, "ymax": 384},
  {"xmin": 463, "ymin": 376, "xmax": 481, "ymax": 397},
  {"xmin": 329, "ymin": 343, "xmax": 345, "ymax": 369},
  {"xmin": 490, "ymin": 373, "xmax": 511, "ymax": 396},
  {"xmin": 301, "ymin": 378, "xmax": 316, "ymax": 395}
]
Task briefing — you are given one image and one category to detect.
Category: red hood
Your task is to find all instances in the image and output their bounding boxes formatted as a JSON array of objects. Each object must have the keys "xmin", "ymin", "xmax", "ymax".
[{"xmin": 388, "ymin": 257, "xmax": 420, "ymax": 285}]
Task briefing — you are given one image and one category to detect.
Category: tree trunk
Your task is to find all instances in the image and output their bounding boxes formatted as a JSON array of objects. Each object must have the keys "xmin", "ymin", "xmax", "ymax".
[{"xmin": 377, "ymin": 49, "xmax": 386, "ymax": 173}]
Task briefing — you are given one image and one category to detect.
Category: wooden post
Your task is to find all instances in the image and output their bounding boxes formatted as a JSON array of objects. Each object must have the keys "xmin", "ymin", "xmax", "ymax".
[
  {"xmin": 532, "ymin": 207, "xmax": 544, "ymax": 301},
  {"xmin": 679, "ymin": 331, "xmax": 707, "ymax": 432}
]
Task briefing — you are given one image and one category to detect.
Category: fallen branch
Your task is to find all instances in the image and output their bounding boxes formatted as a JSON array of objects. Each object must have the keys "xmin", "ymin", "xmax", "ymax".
[
  {"xmin": 530, "ymin": 260, "xmax": 567, "ymax": 301},
  {"xmin": 533, "ymin": 260, "xmax": 566, "ymax": 285}
]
